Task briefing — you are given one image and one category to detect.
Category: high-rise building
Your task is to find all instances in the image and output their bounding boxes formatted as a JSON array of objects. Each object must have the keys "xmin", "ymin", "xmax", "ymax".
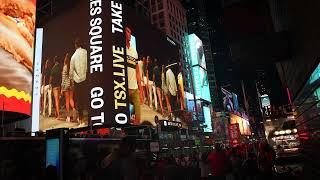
[
  {"xmin": 149, "ymin": 0, "xmax": 188, "ymax": 59},
  {"xmin": 125, "ymin": 0, "xmax": 151, "ymax": 19},
  {"xmin": 182, "ymin": 0, "xmax": 220, "ymax": 110}
]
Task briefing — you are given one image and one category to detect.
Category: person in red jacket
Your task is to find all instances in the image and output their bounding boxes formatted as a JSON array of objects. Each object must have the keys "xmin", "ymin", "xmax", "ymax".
[{"xmin": 207, "ymin": 144, "xmax": 227, "ymax": 180}]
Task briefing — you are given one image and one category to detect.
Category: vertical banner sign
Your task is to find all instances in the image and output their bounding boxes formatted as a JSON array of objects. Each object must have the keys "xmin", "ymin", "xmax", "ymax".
[
  {"xmin": 88, "ymin": 0, "xmax": 129, "ymax": 126},
  {"xmin": 228, "ymin": 123, "xmax": 241, "ymax": 147},
  {"xmin": 110, "ymin": 0, "xmax": 129, "ymax": 125}
]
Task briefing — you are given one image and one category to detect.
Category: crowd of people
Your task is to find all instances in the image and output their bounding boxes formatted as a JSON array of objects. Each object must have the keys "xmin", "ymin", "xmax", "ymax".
[
  {"xmin": 98, "ymin": 137, "xmax": 277, "ymax": 180},
  {"xmin": 125, "ymin": 27, "xmax": 186, "ymax": 125},
  {"xmin": 40, "ymin": 38, "xmax": 87, "ymax": 127}
]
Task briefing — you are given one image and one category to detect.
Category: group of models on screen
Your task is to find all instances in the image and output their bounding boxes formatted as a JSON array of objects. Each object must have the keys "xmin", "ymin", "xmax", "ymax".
[
  {"xmin": 41, "ymin": 38, "xmax": 87, "ymax": 126},
  {"xmin": 126, "ymin": 27, "xmax": 185, "ymax": 125}
]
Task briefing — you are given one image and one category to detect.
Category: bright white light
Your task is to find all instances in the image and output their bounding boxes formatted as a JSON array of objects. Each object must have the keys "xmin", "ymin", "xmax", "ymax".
[
  {"xmin": 279, "ymin": 130, "xmax": 285, "ymax": 135},
  {"xmin": 274, "ymin": 131, "xmax": 279, "ymax": 135},
  {"xmin": 31, "ymin": 28, "xmax": 43, "ymax": 136},
  {"xmin": 293, "ymin": 129, "xmax": 298, "ymax": 133},
  {"xmin": 266, "ymin": 119, "xmax": 271, "ymax": 122},
  {"xmin": 285, "ymin": 129, "xmax": 292, "ymax": 134}
]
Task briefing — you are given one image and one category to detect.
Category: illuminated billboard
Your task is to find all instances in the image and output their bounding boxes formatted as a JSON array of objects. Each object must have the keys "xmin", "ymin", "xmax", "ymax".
[
  {"xmin": 192, "ymin": 66, "xmax": 211, "ymax": 102},
  {"xmin": 35, "ymin": 0, "xmax": 127, "ymax": 131},
  {"xmin": 125, "ymin": 6, "xmax": 183, "ymax": 126},
  {"xmin": 185, "ymin": 34, "xmax": 211, "ymax": 102},
  {"xmin": 203, "ymin": 106, "xmax": 212, "ymax": 132},
  {"xmin": 230, "ymin": 113, "xmax": 251, "ymax": 136},
  {"xmin": 0, "ymin": 0, "xmax": 36, "ymax": 120},
  {"xmin": 186, "ymin": 34, "xmax": 206, "ymax": 69},
  {"xmin": 33, "ymin": 0, "xmax": 182, "ymax": 131}
]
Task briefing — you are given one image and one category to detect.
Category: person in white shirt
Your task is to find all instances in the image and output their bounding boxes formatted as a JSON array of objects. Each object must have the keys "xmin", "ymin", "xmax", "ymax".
[
  {"xmin": 126, "ymin": 27, "xmax": 141, "ymax": 124},
  {"xmin": 166, "ymin": 68, "xmax": 177, "ymax": 114},
  {"xmin": 70, "ymin": 38, "xmax": 87, "ymax": 126}
]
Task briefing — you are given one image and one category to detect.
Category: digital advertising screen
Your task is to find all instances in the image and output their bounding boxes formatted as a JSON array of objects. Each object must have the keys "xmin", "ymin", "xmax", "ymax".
[
  {"xmin": 203, "ymin": 106, "xmax": 212, "ymax": 132},
  {"xmin": 125, "ymin": 6, "xmax": 182, "ymax": 126},
  {"xmin": 0, "ymin": 0, "xmax": 36, "ymax": 121},
  {"xmin": 222, "ymin": 88, "xmax": 234, "ymax": 112},
  {"xmin": 192, "ymin": 66, "xmax": 211, "ymax": 102},
  {"xmin": 185, "ymin": 34, "xmax": 211, "ymax": 102},
  {"xmin": 34, "ymin": 0, "xmax": 128, "ymax": 131},
  {"xmin": 33, "ymin": 0, "xmax": 182, "ymax": 132},
  {"xmin": 186, "ymin": 34, "xmax": 206, "ymax": 69},
  {"xmin": 46, "ymin": 138, "xmax": 60, "ymax": 168},
  {"xmin": 230, "ymin": 113, "xmax": 251, "ymax": 136}
]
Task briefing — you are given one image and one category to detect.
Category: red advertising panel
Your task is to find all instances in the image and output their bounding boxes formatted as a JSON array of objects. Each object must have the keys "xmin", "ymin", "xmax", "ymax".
[{"xmin": 228, "ymin": 123, "xmax": 241, "ymax": 147}]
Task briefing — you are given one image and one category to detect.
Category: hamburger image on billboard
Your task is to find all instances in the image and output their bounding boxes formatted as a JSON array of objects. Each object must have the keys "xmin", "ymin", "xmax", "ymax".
[{"xmin": 0, "ymin": 0, "xmax": 36, "ymax": 118}]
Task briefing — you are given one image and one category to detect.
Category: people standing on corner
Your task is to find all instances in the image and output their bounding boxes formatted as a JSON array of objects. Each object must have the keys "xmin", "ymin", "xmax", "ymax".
[
  {"xmin": 258, "ymin": 143, "xmax": 275, "ymax": 180},
  {"xmin": 242, "ymin": 152, "xmax": 259, "ymax": 180},
  {"xmin": 125, "ymin": 27, "xmax": 141, "ymax": 125},
  {"xmin": 207, "ymin": 144, "xmax": 228, "ymax": 180},
  {"xmin": 229, "ymin": 148, "xmax": 242, "ymax": 180},
  {"xmin": 70, "ymin": 37, "xmax": 87, "ymax": 127},
  {"xmin": 200, "ymin": 151, "xmax": 210, "ymax": 180},
  {"xmin": 61, "ymin": 53, "xmax": 75, "ymax": 122},
  {"xmin": 42, "ymin": 59, "xmax": 52, "ymax": 117},
  {"xmin": 50, "ymin": 56, "xmax": 62, "ymax": 120},
  {"xmin": 102, "ymin": 136, "xmax": 139, "ymax": 180}
]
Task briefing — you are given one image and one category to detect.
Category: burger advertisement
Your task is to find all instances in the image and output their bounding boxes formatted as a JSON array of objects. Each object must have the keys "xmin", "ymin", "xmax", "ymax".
[{"xmin": 0, "ymin": 0, "xmax": 36, "ymax": 121}]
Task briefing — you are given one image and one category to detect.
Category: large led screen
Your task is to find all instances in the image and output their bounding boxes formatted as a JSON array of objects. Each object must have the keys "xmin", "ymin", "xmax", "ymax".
[
  {"xmin": 36, "ymin": 0, "xmax": 128, "ymax": 131},
  {"xmin": 230, "ymin": 113, "xmax": 251, "ymax": 136},
  {"xmin": 192, "ymin": 66, "xmax": 211, "ymax": 102},
  {"xmin": 0, "ymin": 0, "xmax": 36, "ymax": 119},
  {"xmin": 186, "ymin": 34, "xmax": 206, "ymax": 69},
  {"xmin": 125, "ymin": 6, "xmax": 183, "ymax": 126},
  {"xmin": 203, "ymin": 106, "xmax": 212, "ymax": 132},
  {"xmin": 34, "ymin": 0, "xmax": 183, "ymax": 131}
]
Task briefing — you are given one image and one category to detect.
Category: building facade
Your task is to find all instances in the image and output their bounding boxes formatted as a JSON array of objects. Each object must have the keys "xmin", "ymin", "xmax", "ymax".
[{"xmin": 182, "ymin": 0, "xmax": 220, "ymax": 110}]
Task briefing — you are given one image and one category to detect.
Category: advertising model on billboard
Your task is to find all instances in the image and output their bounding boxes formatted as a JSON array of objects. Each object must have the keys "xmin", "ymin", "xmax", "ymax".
[
  {"xmin": 35, "ymin": 0, "xmax": 128, "ymax": 131},
  {"xmin": 184, "ymin": 34, "xmax": 212, "ymax": 131},
  {"xmin": 34, "ymin": 0, "xmax": 183, "ymax": 131},
  {"xmin": 0, "ymin": 0, "xmax": 36, "ymax": 120},
  {"xmin": 186, "ymin": 34, "xmax": 211, "ymax": 102},
  {"xmin": 125, "ymin": 6, "xmax": 183, "ymax": 126}
]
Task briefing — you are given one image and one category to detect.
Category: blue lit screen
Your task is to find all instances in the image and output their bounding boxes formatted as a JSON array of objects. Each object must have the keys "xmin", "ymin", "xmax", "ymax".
[
  {"xmin": 46, "ymin": 138, "xmax": 60, "ymax": 168},
  {"xmin": 203, "ymin": 106, "xmax": 212, "ymax": 132}
]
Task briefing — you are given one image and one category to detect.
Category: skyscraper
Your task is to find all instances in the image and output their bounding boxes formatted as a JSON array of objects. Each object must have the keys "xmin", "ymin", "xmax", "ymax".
[
  {"xmin": 149, "ymin": 0, "xmax": 188, "ymax": 59},
  {"xmin": 182, "ymin": 0, "xmax": 220, "ymax": 110}
]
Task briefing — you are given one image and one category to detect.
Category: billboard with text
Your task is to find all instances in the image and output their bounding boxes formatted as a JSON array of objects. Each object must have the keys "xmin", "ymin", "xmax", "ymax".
[{"xmin": 33, "ymin": 0, "xmax": 182, "ymax": 131}]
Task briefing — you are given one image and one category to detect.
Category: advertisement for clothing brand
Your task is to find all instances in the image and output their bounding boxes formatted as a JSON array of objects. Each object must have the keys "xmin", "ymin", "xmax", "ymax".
[
  {"xmin": 35, "ymin": 0, "xmax": 129, "ymax": 131},
  {"xmin": 0, "ymin": 0, "xmax": 36, "ymax": 121},
  {"xmin": 125, "ymin": 6, "xmax": 183, "ymax": 126},
  {"xmin": 34, "ymin": 0, "xmax": 184, "ymax": 131}
]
